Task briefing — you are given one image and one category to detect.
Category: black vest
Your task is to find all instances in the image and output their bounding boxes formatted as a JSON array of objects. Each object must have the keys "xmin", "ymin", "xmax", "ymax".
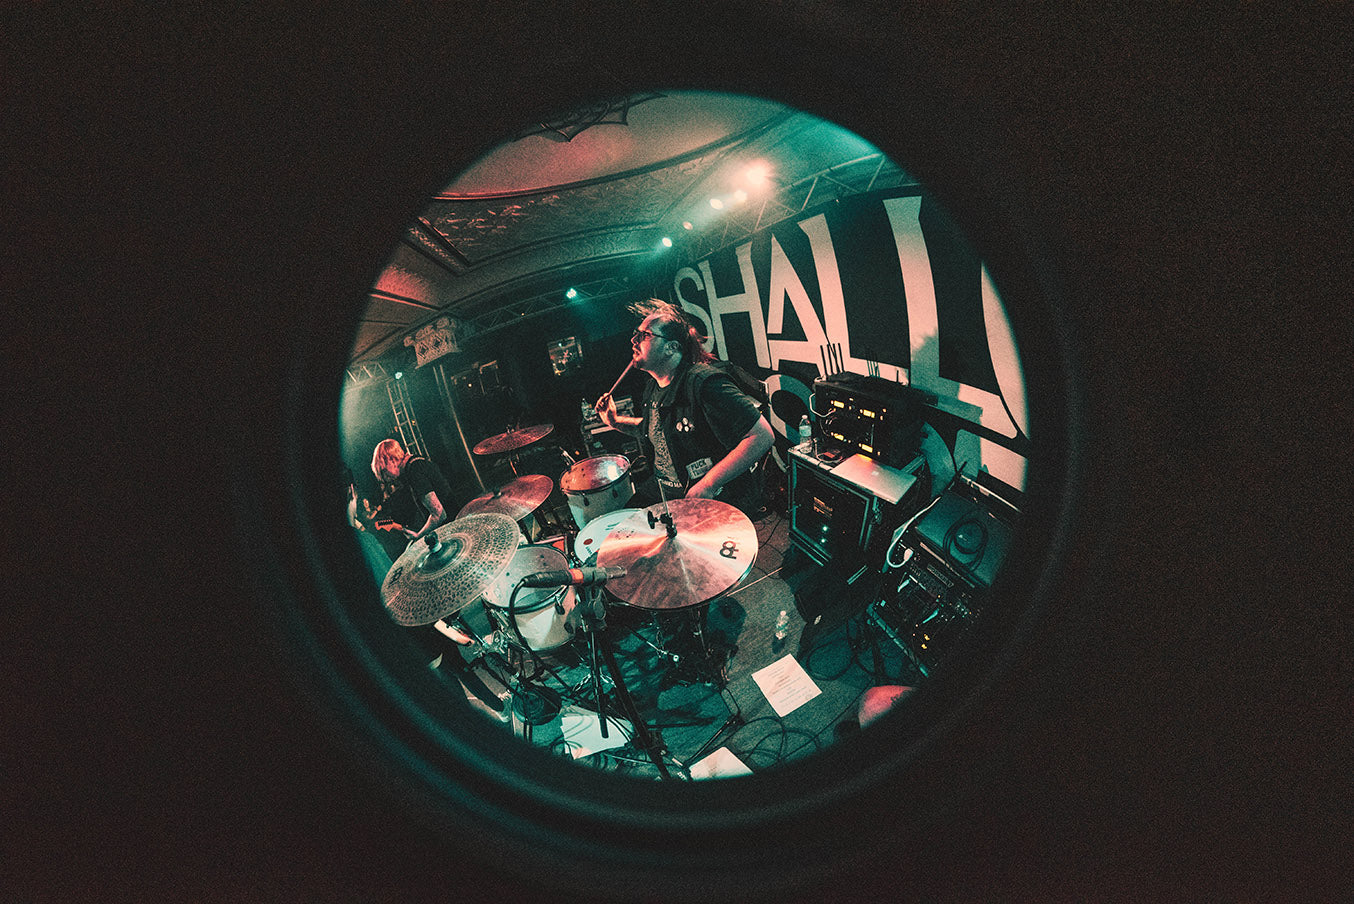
[{"xmin": 642, "ymin": 362, "xmax": 764, "ymax": 516}]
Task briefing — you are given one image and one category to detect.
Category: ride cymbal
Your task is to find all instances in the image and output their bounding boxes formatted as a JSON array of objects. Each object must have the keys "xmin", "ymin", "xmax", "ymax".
[
  {"xmin": 456, "ymin": 474, "xmax": 554, "ymax": 521},
  {"xmin": 596, "ymin": 498, "xmax": 758, "ymax": 610},
  {"xmin": 472, "ymin": 423, "xmax": 554, "ymax": 455}
]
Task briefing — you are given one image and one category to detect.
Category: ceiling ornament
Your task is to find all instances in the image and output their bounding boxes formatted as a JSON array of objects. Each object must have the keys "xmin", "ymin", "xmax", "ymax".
[
  {"xmin": 405, "ymin": 316, "xmax": 467, "ymax": 368},
  {"xmin": 510, "ymin": 92, "xmax": 665, "ymax": 143}
]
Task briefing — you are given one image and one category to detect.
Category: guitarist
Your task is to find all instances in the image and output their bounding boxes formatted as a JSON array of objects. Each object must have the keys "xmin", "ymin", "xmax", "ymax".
[
  {"xmin": 345, "ymin": 467, "xmax": 396, "ymax": 583},
  {"xmin": 354, "ymin": 451, "xmax": 507, "ymax": 720},
  {"xmin": 370, "ymin": 438, "xmax": 454, "ymax": 543}
]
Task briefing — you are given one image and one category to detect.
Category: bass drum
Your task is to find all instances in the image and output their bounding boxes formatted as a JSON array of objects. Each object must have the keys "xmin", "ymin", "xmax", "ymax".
[
  {"xmin": 479, "ymin": 544, "xmax": 577, "ymax": 652},
  {"xmin": 559, "ymin": 454, "xmax": 633, "ymax": 529}
]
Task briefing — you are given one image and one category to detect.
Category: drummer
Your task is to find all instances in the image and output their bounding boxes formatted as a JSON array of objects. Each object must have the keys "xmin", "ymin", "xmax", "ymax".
[{"xmin": 595, "ymin": 299, "xmax": 774, "ymax": 519}]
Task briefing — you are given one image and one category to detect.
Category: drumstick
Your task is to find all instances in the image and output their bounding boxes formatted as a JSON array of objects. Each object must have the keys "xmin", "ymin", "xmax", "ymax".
[{"xmin": 595, "ymin": 359, "xmax": 635, "ymax": 411}]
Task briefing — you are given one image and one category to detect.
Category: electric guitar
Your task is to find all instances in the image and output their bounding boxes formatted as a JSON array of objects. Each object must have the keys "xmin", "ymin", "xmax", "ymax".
[{"xmin": 356, "ymin": 496, "xmax": 405, "ymax": 533}]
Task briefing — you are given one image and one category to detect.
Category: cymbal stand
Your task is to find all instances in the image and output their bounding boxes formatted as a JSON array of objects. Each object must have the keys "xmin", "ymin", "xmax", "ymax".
[
  {"xmin": 684, "ymin": 684, "xmax": 746, "ymax": 767},
  {"xmin": 574, "ymin": 585, "xmax": 673, "ymax": 779},
  {"xmin": 647, "ymin": 484, "xmax": 678, "ymax": 538}
]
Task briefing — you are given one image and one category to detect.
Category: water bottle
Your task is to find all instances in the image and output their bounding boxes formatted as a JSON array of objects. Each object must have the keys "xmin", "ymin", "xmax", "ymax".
[
  {"xmin": 798, "ymin": 414, "xmax": 812, "ymax": 452},
  {"xmin": 773, "ymin": 609, "xmax": 791, "ymax": 643}
]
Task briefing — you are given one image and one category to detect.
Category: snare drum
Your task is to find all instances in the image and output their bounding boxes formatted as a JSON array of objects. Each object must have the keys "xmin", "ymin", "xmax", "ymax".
[
  {"xmin": 572, "ymin": 507, "xmax": 639, "ymax": 565},
  {"xmin": 480, "ymin": 543, "xmax": 577, "ymax": 652},
  {"xmin": 560, "ymin": 454, "xmax": 633, "ymax": 529}
]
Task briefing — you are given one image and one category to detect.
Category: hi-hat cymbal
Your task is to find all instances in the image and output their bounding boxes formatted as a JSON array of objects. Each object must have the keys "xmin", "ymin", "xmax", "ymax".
[
  {"xmin": 472, "ymin": 423, "xmax": 554, "ymax": 456},
  {"xmin": 456, "ymin": 473, "xmax": 554, "ymax": 521},
  {"xmin": 381, "ymin": 513, "xmax": 520, "ymax": 626},
  {"xmin": 596, "ymin": 498, "xmax": 758, "ymax": 610}
]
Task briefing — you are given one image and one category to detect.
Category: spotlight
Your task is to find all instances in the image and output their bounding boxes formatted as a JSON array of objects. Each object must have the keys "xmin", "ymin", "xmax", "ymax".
[
  {"xmin": 394, "ymin": 371, "xmax": 403, "ymax": 380},
  {"xmin": 733, "ymin": 189, "xmax": 748, "ymax": 204},
  {"xmin": 709, "ymin": 198, "xmax": 724, "ymax": 210},
  {"xmin": 565, "ymin": 287, "xmax": 578, "ymax": 299},
  {"xmin": 682, "ymin": 221, "xmax": 693, "ymax": 230},
  {"xmin": 745, "ymin": 161, "xmax": 770, "ymax": 185},
  {"xmin": 660, "ymin": 236, "xmax": 673, "ymax": 248}
]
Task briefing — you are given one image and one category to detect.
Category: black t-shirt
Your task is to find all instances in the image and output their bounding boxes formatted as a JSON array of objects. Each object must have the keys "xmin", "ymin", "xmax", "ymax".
[
  {"xmin": 641, "ymin": 362, "xmax": 765, "ymax": 517},
  {"xmin": 646, "ymin": 369, "xmax": 760, "ymax": 488},
  {"xmin": 401, "ymin": 457, "xmax": 454, "ymax": 517}
]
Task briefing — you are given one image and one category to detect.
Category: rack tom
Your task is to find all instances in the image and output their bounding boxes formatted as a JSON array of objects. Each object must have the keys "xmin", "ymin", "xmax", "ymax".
[{"xmin": 559, "ymin": 454, "xmax": 633, "ymax": 529}]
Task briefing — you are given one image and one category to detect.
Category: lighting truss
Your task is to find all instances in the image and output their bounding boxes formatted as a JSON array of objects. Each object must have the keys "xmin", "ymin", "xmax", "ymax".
[
  {"xmin": 469, "ymin": 275, "xmax": 633, "ymax": 334},
  {"xmin": 344, "ymin": 361, "xmax": 390, "ymax": 389},
  {"xmin": 687, "ymin": 153, "xmax": 916, "ymax": 260}
]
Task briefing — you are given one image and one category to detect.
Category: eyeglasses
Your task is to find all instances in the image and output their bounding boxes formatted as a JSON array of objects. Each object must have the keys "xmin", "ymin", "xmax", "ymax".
[{"xmin": 632, "ymin": 328, "xmax": 666, "ymax": 343}]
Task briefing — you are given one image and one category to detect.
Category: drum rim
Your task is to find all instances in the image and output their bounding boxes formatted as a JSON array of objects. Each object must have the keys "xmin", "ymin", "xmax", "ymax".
[
  {"xmin": 559, "ymin": 454, "xmax": 631, "ymax": 494},
  {"xmin": 480, "ymin": 543, "xmax": 570, "ymax": 612}
]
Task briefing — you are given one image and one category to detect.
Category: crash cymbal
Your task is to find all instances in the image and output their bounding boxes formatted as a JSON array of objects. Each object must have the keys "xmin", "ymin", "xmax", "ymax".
[
  {"xmin": 456, "ymin": 473, "xmax": 554, "ymax": 521},
  {"xmin": 596, "ymin": 498, "xmax": 758, "ymax": 611},
  {"xmin": 380, "ymin": 513, "xmax": 520, "ymax": 626},
  {"xmin": 472, "ymin": 423, "xmax": 554, "ymax": 456}
]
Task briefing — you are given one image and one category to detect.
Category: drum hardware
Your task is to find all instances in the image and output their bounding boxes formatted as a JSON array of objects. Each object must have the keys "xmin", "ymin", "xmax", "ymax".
[
  {"xmin": 650, "ymin": 604, "xmax": 737, "ymax": 690},
  {"xmin": 472, "ymin": 423, "xmax": 555, "ymax": 477},
  {"xmin": 581, "ymin": 498, "xmax": 753, "ymax": 688},
  {"xmin": 596, "ymin": 498, "xmax": 759, "ymax": 612},
  {"xmin": 571, "ymin": 507, "xmax": 639, "ymax": 565},
  {"xmin": 480, "ymin": 543, "xmax": 579, "ymax": 655},
  {"xmin": 471, "ymin": 423, "xmax": 555, "ymax": 456},
  {"xmin": 682, "ymin": 697, "xmax": 746, "ymax": 768},
  {"xmin": 569, "ymin": 582, "xmax": 674, "ymax": 779}
]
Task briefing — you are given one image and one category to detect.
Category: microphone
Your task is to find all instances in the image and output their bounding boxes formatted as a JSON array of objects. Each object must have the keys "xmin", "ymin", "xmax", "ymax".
[{"xmin": 521, "ymin": 565, "xmax": 627, "ymax": 588}]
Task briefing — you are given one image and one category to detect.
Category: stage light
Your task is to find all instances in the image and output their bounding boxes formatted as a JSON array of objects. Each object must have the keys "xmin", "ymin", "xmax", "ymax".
[
  {"xmin": 710, "ymin": 197, "xmax": 724, "ymax": 209},
  {"xmin": 565, "ymin": 287, "xmax": 578, "ymax": 299},
  {"xmin": 682, "ymin": 221, "xmax": 693, "ymax": 230},
  {"xmin": 660, "ymin": 236, "xmax": 673, "ymax": 248},
  {"xmin": 394, "ymin": 371, "xmax": 403, "ymax": 380},
  {"xmin": 745, "ymin": 161, "xmax": 770, "ymax": 185},
  {"xmin": 733, "ymin": 189, "xmax": 748, "ymax": 204}
]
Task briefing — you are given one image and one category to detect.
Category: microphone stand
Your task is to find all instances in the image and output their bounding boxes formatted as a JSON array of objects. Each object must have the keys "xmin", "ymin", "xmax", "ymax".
[
  {"xmin": 504, "ymin": 582, "xmax": 563, "ymax": 737},
  {"xmin": 575, "ymin": 584, "xmax": 673, "ymax": 780}
]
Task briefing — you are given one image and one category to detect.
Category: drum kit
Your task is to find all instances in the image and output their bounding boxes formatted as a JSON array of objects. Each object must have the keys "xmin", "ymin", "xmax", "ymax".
[{"xmin": 376, "ymin": 417, "xmax": 759, "ymax": 775}]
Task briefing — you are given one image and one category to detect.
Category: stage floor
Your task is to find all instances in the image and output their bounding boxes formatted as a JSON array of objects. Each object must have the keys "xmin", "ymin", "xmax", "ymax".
[{"xmin": 441, "ymin": 506, "xmax": 925, "ymax": 779}]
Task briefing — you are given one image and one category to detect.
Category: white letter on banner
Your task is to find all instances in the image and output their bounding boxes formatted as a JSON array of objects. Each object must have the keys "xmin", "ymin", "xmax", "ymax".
[
  {"xmin": 766, "ymin": 233, "xmax": 830, "ymax": 370},
  {"xmin": 883, "ymin": 196, "xmax": 1017, "ymax": 437},
  {"xmin": 763, "ymin": 372, "xmax": 813, "ymax": 444},
  {"xmin": 981, "ymin": 264, "xmax": 1027, "ymax": 437},
  {"xmin": 673, "ymin": 265, "xmax": 716, "ymax": 355},
  {"xmin": 799, "ymin": 213, "xmax": 871, "ymax": 376},
  {"xmin": 697, "ymin": 241, "xmax": 770, "ymax": 368}
]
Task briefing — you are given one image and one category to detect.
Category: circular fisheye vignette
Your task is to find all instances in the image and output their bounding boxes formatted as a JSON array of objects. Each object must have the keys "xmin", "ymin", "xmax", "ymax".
[{"xmin": 308, "ymin": 87, "xmax": 1075, "ymax": 892}]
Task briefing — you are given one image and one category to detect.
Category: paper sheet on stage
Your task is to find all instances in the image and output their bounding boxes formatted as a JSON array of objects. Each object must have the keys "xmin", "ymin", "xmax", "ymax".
[
  {"xmin": 751, "ymin": 654, "xmax": 822, "ymax": 717},
  {"xmin": 688, "ymin": 746, "xmax": 754, "ymax": 780},
  {"xmin": 559, "ymin": 707, "xmax": 631, "ymax": 758}
]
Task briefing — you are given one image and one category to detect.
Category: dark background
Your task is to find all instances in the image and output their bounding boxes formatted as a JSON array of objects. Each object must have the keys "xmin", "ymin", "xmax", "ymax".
[{"xmin": 4, "ymin": 4, "xmax": 1350, "ymax": 902}]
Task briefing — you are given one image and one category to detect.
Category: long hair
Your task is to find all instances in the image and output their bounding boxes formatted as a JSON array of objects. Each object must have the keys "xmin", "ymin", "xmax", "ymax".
[
  {"xmin": 371, "ymin": 438, "xmax": 409, "ymax": 482},
  {"xmin": 628, "ymin": 298, "xmax": 715, "ymax": 365}
]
